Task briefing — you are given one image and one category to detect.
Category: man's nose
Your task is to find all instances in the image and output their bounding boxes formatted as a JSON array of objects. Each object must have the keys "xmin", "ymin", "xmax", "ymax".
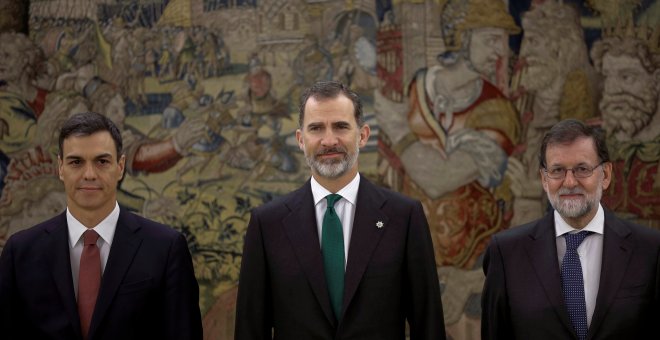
[
  {"xmin": 494, "ymin": 41, "xmax": 506, "ymax": 57},
  {"xmin": 603, "ymin": 77, "xmax": 620, "ymax": 94},
  {"xmin": 562, "ymin": 169, "xmax": 579, "ymax": 188},
  {"xmin": 320, "ymin": 131, "xmax": 339, "ymax": 146},
  {"xmin": 83, "ymin": 163, "xmax": 97, "ymax": 180}
]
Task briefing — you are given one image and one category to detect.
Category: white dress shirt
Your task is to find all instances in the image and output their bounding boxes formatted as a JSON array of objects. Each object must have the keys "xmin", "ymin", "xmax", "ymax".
[
  {"xmin": 555, "ymin": 203, "xmax": 604, "ymax": 327},
  {"xmin": 68, "ymin": 202, "xmax": 119, "ymax": 297},
  {"xmin": 311, "ymin": 173, "xmax": 360, "ymax": 268}
]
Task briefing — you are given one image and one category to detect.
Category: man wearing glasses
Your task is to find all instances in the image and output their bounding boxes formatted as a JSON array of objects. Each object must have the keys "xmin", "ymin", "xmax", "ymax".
[{"xmin": 481, "ymin": 119, "xmax": 660, "ymax": 340}]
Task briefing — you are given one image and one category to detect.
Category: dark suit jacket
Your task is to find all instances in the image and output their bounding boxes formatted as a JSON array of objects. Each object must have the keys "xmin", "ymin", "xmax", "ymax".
[
  {"xmin": 235, "ymin": 176, "xmax": 445, "ymax": 340},
  {"xmin": 481, "ymin": 209, "xmax": 660, "ymax": 340},
  {"xmin": 0, "ymin": 209, "xmax": 202, "ymax": 340}
]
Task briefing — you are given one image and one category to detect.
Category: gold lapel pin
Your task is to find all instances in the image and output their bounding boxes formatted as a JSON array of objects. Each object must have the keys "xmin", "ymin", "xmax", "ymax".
[{"xmin": 376, "ymin": 221, "xmax": 384, "ymax": 229}]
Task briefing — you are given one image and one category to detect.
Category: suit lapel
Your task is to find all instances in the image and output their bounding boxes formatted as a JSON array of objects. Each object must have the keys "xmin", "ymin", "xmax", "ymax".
[
  {"xmin": 282, "ymin": 182, "xmax": 336, "ymax": 326},
  {"xmin": 587, "ymin": 211, "xmax": 633, "ymax": 340},
  {"xmin": 45, "ymin": 212, "xmax": 83, "ymax": 339},
  {"xmin": 88, "ymin": 210, "xmax": 143, "ymax": 339},
  {"xmin": 341, "ymin": 178, "xmax": 388, "ymax": 319},
  {"xmin": 523, "ymin": 213, "xmax": 576, "ymax": 337}
]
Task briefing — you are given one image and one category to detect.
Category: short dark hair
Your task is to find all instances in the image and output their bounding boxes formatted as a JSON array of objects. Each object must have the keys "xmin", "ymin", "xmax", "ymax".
[
  {"xmin": 298, "ymin": 81, "xmax": 364, "ymax": 127},
  {"xmin": 539, "ymin": 119, "xmax": 609, "ymax": 169},
  {"xmin": 58, "ymin": 112, "xmax": 123, "ymax": 158}
]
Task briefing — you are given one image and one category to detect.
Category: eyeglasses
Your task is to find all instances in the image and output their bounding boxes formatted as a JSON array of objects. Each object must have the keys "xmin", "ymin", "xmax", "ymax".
[{"xmin": 543, "ymin": 162, "xmax": 604, "ymax": 179}]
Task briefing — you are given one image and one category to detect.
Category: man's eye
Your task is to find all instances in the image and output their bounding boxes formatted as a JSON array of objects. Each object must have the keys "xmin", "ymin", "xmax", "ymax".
[
  {"xmin": 549, "ymin": 168, "xmax": 564, "ymax": 175},
  {"xmin": 69, "ymin": 160, "xmax": 81, "ymax": 166},
  {"xmin": 574, "ymin": 166, "xmax": 590, "ymax": 174}
]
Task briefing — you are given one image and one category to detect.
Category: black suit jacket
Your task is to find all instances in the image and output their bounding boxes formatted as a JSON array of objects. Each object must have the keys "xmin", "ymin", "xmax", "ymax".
[
  {"xmin": 481, "ymin": 209, "xmax": 660, "ymax": 339},
  {"xmin": 235, "ymin": 176, "xmax": 445, "ymax": 339},
  {"xmin": 0, "ymin": 209, "xmax": 202, "ymax": 340}
]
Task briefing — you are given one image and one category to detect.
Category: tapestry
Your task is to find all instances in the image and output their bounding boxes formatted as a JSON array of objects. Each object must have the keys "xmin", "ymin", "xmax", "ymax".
[{"xmin": 1, "ymin": 0, "xmax": 658, "ymax": 339}]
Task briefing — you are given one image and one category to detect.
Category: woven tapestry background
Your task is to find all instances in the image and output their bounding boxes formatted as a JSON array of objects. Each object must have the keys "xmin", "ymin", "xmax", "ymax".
[{"xmin": 1, "ymin": 0, "xmax": 659, "ymax": 339}]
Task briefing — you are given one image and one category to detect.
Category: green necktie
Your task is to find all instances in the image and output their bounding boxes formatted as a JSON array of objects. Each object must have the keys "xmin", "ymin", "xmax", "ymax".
[{"xmin": 322, "ymin": 193, "xmax": 345, "ymax": 319}]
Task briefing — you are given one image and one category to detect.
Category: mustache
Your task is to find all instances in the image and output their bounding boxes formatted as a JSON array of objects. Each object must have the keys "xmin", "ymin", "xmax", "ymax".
[
  {"xmin": 315, "ymin": 146, "xmax": 347, "ymax": 156},
  {"xmin": 520, "ymin": 55, "xmax": 558, "ymax": 69},
  {"xmin": 600, "ymin": 92, "xmax": 657, "ymax": 114},
  {"xmin": 557, "ymin": 187, "xmax": 585, "ymax": 196}
]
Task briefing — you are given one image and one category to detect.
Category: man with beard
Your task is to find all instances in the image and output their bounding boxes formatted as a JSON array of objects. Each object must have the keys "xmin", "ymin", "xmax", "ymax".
[
  {"xmin": 235, "ymin": 81, "xmax": 445, "ymax": 339},
  {"xmin": 395, "ymin": 0, "xmax": 520, "ymax": 270},
  {"xmin": 481, "ymin": 119, "xmax": 660, "ymax": 340},
  {"xmin": 514, "ymin": 1, "xmax": 600, "ymax": 223},
  {"xmin": 591, "ymin": 35, "xmax": 660, "ymax": 227},
  {"xmin": 591, "ymin": 36, "xmax": 660, "ymax": 142}
]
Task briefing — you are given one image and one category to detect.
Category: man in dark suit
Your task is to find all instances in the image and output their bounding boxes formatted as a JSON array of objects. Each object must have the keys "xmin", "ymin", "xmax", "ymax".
[
  {"xmin": 481, "ymin": 119, "xmax": 660, "ymax": 339},
  {"xmin": 235, "ymin": 81, "xmax": 445, "ymax": 339},
  {"xmin": 0, "ymin": 112, "xmax": 202, "ymax": 339}
]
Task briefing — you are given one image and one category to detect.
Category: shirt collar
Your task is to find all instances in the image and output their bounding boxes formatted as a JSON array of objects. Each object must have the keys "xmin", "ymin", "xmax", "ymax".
[
  {"xmin": 555, "ymin": 203, "xmax": 605, "ymax": 237},
  {"xmin": 311, "ymin": 173, "xmax": 360, "ymax": 206},
  {"xmin": 67, "ymin": 202, "xmax": 120, "ymax": 247}
]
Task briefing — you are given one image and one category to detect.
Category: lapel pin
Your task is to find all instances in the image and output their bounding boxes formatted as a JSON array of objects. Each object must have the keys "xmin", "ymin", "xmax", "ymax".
[{"xmin": 376, "ymin": 221, "xmax": 384, "ymax": 229}]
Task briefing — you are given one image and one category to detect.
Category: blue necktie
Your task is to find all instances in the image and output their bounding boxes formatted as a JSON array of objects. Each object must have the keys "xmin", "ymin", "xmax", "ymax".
[
  {"xmin": 561, "ymin": 231, "xmax": 592, "ymax": 340},
  {"xmin": 322, "ymin": 194, "xmax": 345, "ymax": 319}
]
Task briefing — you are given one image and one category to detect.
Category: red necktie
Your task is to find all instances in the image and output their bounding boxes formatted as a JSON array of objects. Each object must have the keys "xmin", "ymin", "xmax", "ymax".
[{"xmin": 78, "ymin": 230, "xmax": 101, "ymax": 339}]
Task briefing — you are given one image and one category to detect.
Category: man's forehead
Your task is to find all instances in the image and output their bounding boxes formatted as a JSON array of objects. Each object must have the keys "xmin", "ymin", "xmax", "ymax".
[
  {"xmin": 304, "ymin": 117, "xmax": 352, "ymax": 124},
  {"xmin": 303, "ymin": 97, "xmax": 357, "ymax": 125},
  {"xmin": 61, "ymin": 131, "xmax": 118, "ymax": 155},
  {"xmin": 603, "ymin": 53, "xmax": 645, "ymax": 71},
  {"xmin": 471, "ymin": 27, "xmax": 507, "ymax": 36},
  {"xmin": 546, "ymin": 138, "xmax": 598, "ymax": 161},
  {"xmin": 305, "ymin": 94, "xmax": 352, "ymax": 107},
  {"xmin": 63, "ymin": 151, "xmax": 114, "ymax": 159},
  {"xmin": 303, "ymin": 119, "xmax": 358, "ymax": 131}
]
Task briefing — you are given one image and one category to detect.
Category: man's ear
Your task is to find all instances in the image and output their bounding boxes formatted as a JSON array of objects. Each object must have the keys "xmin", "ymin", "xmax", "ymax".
[
  {"xmin": 539, "ymin": 168, "xmax": 549, "ymax": 193},
  {"xmin": 58, "ymin": 156, "xmax": 64, "ymax": 181},
  {"xmin": 358, "ymin": 124, "xmax": 370, "ymax": 148},
  {"xmin": 601, "ymin": 161, "xmax": 612, "ymax": 191},
  {"xmin": 118, "ymin": 154, "xmax": 126, "ymax": 181},
  {"xmin": 295, "ymin": 129, "xmax": 304, "ymax": 151}
]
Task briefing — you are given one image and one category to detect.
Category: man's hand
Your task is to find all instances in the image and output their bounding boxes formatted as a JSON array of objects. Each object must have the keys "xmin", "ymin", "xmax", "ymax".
[{"xmin": 173, "ymin": 116, "xmax": 207, "ymax": 152}]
